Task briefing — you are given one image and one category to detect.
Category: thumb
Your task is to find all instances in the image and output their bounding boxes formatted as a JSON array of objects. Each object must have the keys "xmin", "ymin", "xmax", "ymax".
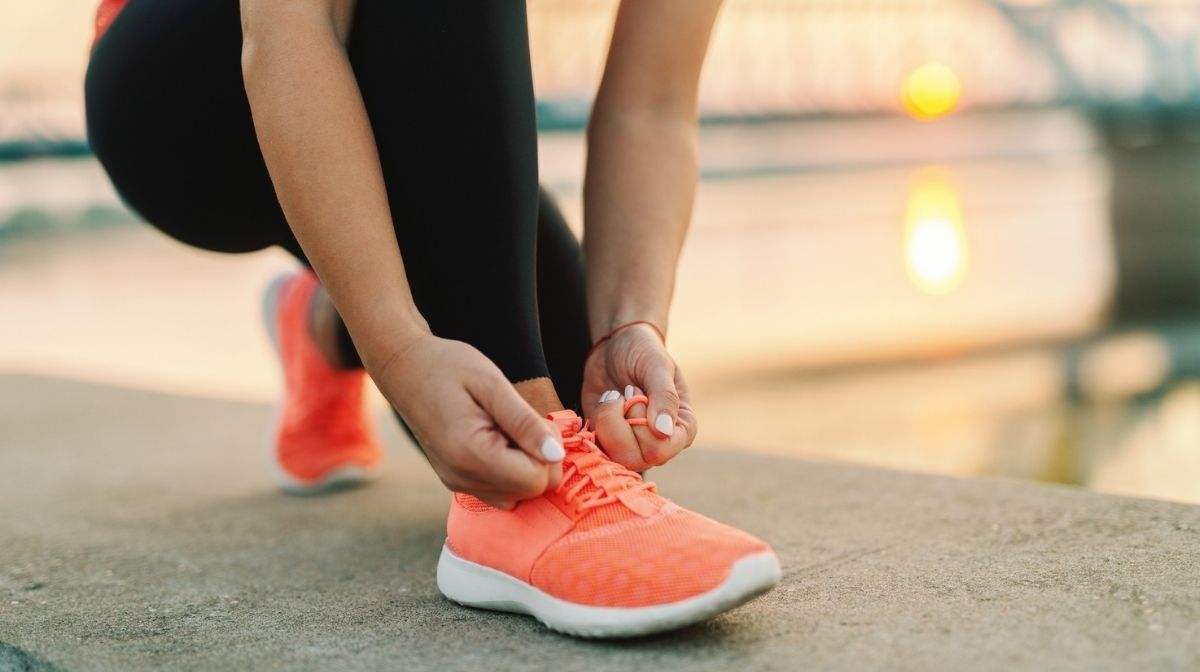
[
  {"xmin": 468, "ymin": 372, "xmax": 565, "ymax": 465},
  {"xmin": 643, "ymin": 359, "xmax": 681, "ymax": 440}
]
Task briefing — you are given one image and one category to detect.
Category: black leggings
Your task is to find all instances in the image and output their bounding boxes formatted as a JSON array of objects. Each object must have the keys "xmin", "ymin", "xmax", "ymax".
[{"xmin": 84, "ymin": 0, "xmax": 592, "ymax": 411}]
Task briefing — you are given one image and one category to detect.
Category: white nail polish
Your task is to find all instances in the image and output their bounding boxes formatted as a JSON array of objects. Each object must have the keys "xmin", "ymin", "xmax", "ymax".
[
  {"xmin": 540, "ymin": 437, "xmax": 565, "ymax": 462},
  {"xmin": 600, "ymin": 390, "xmax": 619, "ymax": 403},
  {"xmin": 655, "ymin": 413, "xmax": 674, "ymax": 436},
  {"xmin": 624, "ymin": 385, "xmax": 635, "ymax": 400}
]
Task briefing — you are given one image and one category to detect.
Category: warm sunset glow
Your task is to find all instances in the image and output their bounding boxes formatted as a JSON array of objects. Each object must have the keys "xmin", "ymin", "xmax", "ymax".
[
  {"xmin": 902, "ymin": 63, "xmax": 962, "ymax": 120},
  {"xmin": 905, "ymin": 170, "xmax": 967, "ymax": 296}
]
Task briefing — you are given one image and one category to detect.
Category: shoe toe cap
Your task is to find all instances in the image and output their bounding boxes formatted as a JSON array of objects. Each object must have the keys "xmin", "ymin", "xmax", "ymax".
[{"xmin": 531, "ymin": 507, "xmax": 771, "ymax": 608}]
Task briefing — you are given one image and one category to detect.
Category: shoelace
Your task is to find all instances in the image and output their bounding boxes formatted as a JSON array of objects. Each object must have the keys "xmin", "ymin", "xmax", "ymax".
[{"xmin": 554, "ymin": 421, "xmax": 656, "ymax": 513}]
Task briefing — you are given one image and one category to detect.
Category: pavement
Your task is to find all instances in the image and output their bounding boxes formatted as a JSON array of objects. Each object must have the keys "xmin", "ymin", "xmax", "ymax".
[{"xmin": 1, "ymin": 373, "xmax": 1198, "ymax": 671}]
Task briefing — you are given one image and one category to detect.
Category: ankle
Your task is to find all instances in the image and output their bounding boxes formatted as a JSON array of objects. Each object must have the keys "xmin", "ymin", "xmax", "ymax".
[
  {"xmin": 514, "ymin": 377, "xmax": 565, "ymax": 417},
  {"xmin": 308, "ymin": 285, "xmax": 351, "ymax": 369}
]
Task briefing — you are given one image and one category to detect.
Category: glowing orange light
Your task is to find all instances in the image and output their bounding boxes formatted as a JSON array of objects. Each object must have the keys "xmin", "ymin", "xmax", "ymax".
[
  {"xmin": 905, "ymin": 169, "xmax": 967, "ymax": 296},
  {"xmin": 903, "ymin": 63, "xmax": 962, "ymax": 120}
]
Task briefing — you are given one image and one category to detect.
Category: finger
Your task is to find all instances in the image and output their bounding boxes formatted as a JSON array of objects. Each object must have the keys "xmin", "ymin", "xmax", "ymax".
[
  {"xmin": 439, "ymin": 470, "xmax": 519, "ymax": 511},
  {"xmin": 467, "ymin": 371, "xmax": 565, "ymax": 465},
  {"xmin": 545, "ymin": 455, "xmax": 564, "ymax": 491},
  {"xmin": 642, "ymin": 371, "xmax": 698, "ymax": 466},
  {"xmin": 649, "ymin": 370, "xmax": 698, "ymax": 465},
  {"xmin": 673, "ymin": 370, "xmax": 699, "ymax": 451},
  {"xmin": 580, "ymin": 375, "xmax": 611, "ymax": 421},
  {"xmin": 593, "ymin": 388, "xmax": 646, "ymax": 470},
  {"xmin": 622, "ymin": 384, "xmax": 649, "ymax": 426},
  {"xmin": 474, "ymin": 454, "xmax": 560, "ymax": 507},
  {"xmin": 621, "ymin": 384, "xmax": 652, "ymax": 431},
  {"xmin": 655, "ymin": 424, "xmax": 692, "ymax": 467},
  {"xmin": 466, "ymin": 463, "xmax": 554, "ymax": 510},
  {"xmin": 473, "ymin": 433, "xmax": 553, "ymax": 501},
  {"xmin": 622, "ymin": 388, "xmax": 678, "ymax": 467},
  {"xmin": 643, "ymin": 359, "xmax": 681, "ymax": 441},
  {"xmin": 668, "ymin": 405, "xmax": 698, "ymax": 453},
  {"xmin": 590, "ymin": 388, "xmax": 622, "ymax": 419},
  {"xmin": 476, "ymin": 494, "xmax": 517, "ymax": 511}
]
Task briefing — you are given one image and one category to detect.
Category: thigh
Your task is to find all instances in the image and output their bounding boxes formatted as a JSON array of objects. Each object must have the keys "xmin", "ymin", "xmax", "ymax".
[{"xmin": 85, "ymin": 0, "xmax": 298, "ymax": 256}]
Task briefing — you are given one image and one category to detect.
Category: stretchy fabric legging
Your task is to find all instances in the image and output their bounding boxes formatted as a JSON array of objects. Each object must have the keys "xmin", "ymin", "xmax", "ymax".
[{"xmin": 84, "ymin": 0, "xmax": 592, "ymax": 411}]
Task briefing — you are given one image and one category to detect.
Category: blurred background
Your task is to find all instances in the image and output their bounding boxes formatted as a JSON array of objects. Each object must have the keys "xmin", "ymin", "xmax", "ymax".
[{"xmin": 3, "ymin": 0, "xmax": 1199, "ymax": 503}]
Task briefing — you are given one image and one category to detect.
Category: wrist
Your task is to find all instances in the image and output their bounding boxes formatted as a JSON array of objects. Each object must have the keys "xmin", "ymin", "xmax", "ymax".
[
  {"xmin": 350, "ymin": 305, "xmax": 432, "ymax": 374},
  {"xmin": 589, "ymin": 300, "xmax": 670, "ymax": 343},
  {"xmin": 585, "ymin": 320, "xmax": 666, "ymax": 366},
  {"xmin": 361, "ymin": 326, "xmax": 430, "ymax": 389},
  {"xmin": 585, "ymin": 264, "xmax": 674, "ymax": 342}
]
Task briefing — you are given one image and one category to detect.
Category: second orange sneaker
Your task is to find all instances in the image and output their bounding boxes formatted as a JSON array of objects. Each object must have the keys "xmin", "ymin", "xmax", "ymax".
[
  {"xmin": 437, "ymin": 399, "xmax": 780, "ymax": 637},
  {"xmin": 263, "ymin": 270, "xmax": 383, "ymax": 494}
]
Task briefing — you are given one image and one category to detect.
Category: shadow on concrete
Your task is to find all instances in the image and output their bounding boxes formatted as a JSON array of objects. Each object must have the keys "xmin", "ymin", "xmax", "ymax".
[{"xmin": 0, "ymin": 641, "xmax": 64, "ymax": 672}]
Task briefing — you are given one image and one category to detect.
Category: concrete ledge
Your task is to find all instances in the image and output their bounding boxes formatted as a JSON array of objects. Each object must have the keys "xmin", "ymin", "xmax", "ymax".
[{"xmin": 1, "ymin": 374, "xmax": 1197, "ymax": 671}]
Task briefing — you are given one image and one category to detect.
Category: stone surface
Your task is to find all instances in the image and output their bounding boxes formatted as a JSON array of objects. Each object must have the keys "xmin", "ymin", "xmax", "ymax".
[{"xmin": 1, "ymin": 374, "xmax": 1198, "ymax": 671}]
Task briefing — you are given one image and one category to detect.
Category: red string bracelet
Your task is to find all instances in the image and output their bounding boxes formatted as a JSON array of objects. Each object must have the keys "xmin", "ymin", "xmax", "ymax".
[{"xmin": 584, "ymin": 320, "xmax": 666, "ymax": 364}]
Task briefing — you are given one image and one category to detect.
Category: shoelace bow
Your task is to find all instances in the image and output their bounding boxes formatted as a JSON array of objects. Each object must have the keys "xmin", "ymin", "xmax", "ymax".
[{"xmin": 554, "ymin": 422, "xmax": 655, "ymax": 513}]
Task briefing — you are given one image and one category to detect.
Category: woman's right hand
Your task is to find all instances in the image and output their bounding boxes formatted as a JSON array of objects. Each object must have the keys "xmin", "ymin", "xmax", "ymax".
[{"xmin": 368, "ymin": 334, "xmax": 565, "ymax": 510}]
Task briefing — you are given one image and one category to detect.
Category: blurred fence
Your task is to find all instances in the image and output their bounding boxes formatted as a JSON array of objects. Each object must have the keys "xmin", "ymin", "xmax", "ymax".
[
  {"xmin": 530, "ymin": 0, "xmax": 1200, "ymax": 123},
  {"xmin": 2, "ymin": 0, "xmax": 1200, "ymax": 153}
]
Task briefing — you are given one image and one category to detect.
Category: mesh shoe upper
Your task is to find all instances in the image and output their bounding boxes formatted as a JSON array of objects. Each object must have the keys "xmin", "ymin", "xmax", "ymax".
[
  {"xmin": 447, "ymin": 406, "xmax": 771, "ymax": 608},
  {"xmin": 273, "ymin": 270, "xmax": 382, "ymax": 481}
]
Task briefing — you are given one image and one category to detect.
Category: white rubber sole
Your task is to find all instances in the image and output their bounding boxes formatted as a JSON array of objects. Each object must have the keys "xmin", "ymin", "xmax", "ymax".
[
  {"xmin": 262, "ymin": 273, "xmax": 379, "ymax": 496},
  {"xmin": 271, "ymin": 462, "xmax": 379, "ymax": 496},
  {"xmin": 436, "ymin": 544, "xmax": 782, "ymax": 638}
]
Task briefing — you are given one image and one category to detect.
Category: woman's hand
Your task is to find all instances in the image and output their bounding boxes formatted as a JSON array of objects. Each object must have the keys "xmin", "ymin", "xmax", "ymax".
[
  {"xmin": 581, "ymin": 324, "xmax": 698, "ymax": 471},
  {"xmin": 371, "ymin": 334, "xmax": 565, "ymax": 510}
]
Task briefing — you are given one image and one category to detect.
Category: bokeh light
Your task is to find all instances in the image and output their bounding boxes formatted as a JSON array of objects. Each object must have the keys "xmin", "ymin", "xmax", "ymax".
[
  {"xmin": 905, "ymin": 169, "xmax": 968, "ymax": 296},
  {"xmin": 902, "ymin": 62, "xmax": 962, "ymax": 120}
]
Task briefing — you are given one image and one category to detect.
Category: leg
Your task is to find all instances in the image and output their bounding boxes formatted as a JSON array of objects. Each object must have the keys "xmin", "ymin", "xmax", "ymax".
[
  {"xmin": 345, "ymin": 0, "xmax": 559, "ymax": 403},
  {"xmin": 85, "ymin": 0, "xmax": 381, "ymax": 492},
  {"xmin": 85, "ymin": 0, "xmax": 300, "ymax": 258},
  {"xmin": 535, "ymin": 188, "xmax": 592, "ymax": 413}
]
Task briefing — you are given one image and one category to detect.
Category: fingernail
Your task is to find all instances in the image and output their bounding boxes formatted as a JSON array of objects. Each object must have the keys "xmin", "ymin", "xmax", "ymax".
[
  {"xmin": 600, "ymin": 390, "xmax": 620, "ymax": 403},
  {"xmin": 540, "ymin": 437, "xmax": 565, "ymax": 462},
  {"xmin": 654, "ymin": 413, "xmax": 674, "ymax": 436},
  {"xmin": 624, "ymin": 385, "xmax": 635, "ymax": 400}
]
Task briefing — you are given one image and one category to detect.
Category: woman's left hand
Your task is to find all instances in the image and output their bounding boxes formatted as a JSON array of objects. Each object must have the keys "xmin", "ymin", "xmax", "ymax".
[{"xmin": 581, "ymin": 323, "xmax": 698, "ymax": 471}]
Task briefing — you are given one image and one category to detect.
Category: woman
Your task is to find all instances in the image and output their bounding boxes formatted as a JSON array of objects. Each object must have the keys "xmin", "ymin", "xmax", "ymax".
[{"xmin": 85, "ymin": 0, "xmax": 779, "ymax": 637}]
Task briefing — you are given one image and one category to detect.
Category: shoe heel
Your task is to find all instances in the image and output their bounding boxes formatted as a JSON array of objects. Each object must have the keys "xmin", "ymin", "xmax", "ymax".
[
  {"xmin": 436, "ymin": 545, "xmax": 530, "ymax": 615},
  {"xmin": 261, "ymin": 273, "xmax": 292, "ymax": 354}
]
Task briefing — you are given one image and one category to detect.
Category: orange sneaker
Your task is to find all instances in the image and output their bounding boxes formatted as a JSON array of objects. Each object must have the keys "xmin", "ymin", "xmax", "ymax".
[
  {"xmin": 437, "ymin": 399, "xmax": 780, "ymax": 638},
  {"xmin": 263, "ymin": 270, "xmax": 382, "ymax": 495}
]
